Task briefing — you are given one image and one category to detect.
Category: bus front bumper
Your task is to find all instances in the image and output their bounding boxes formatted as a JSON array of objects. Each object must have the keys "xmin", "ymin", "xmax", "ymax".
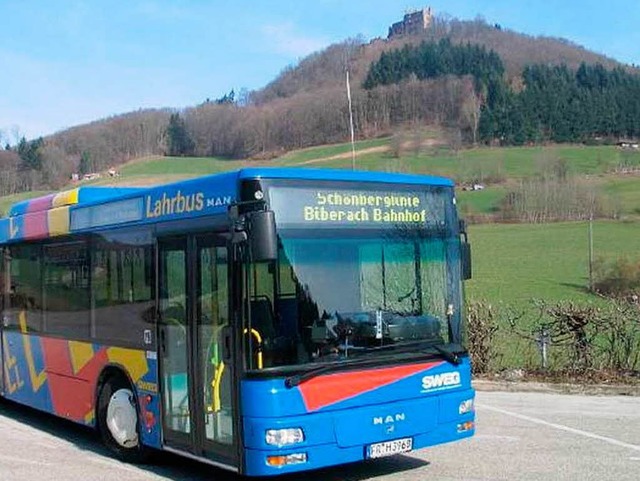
[{"xmin": 243, "ymin": 417, "xmax": 475, "ymax": 476}]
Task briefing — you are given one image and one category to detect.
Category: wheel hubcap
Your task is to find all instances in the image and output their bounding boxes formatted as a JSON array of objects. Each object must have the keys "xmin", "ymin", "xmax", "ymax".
[{"xmin": 106, "ymin": 388, "xmax": 139, "ymax": 448}]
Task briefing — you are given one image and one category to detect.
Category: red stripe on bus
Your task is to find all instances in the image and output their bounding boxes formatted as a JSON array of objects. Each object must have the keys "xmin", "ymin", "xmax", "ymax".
[
  {"xmin": 298, "ymin": 361, "xmax": 443, "ymax": 412},
  {"xmin": 41, "ymin": 339, "xmax": 109, "ymax": 422}
]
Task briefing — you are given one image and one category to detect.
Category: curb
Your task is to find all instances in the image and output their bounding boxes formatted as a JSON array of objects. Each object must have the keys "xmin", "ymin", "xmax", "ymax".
[{"xmin": 472, "ymin": 379, "xmax": 640, "ymax": 396}]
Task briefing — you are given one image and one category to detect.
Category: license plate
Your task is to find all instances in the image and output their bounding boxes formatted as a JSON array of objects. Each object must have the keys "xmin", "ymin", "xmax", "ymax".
[{"xmin": 367, "ymin": 437, "xmax": 413, "ymax": 459}]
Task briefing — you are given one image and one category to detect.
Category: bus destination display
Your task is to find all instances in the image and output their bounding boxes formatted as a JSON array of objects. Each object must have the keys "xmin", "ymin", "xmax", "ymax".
[{"xmin": 269, "ymin": 187, "xmax": 446, "ymax": 228}]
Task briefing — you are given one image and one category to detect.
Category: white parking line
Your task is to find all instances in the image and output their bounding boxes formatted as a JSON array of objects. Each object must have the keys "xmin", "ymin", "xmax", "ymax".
[{"xmin": 478, "ymin": 404, "xmax": 640, "ymax": 453}]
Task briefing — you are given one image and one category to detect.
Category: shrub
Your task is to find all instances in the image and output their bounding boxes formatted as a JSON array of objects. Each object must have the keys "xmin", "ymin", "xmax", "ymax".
[
  {"xmin": 598, "ymin": 300, "xmax": 640, "ymax": 372},
  {"xmin": 507, "ymin": 299, "xmax": 640, "ymax": 374},
  {"xmin": 466, "ymin": 301, "xmax": 499, "ymax": 374},
  {"xmin": 593, "ymin": 256, "xmax": 640, "ymax": 298}
]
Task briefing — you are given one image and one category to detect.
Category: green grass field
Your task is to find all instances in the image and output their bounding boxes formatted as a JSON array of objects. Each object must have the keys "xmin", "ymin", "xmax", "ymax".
[
  {"xmin": 457, "ymin": 187, "xmax": 507, "ymax": 217},
  {"xmin": 456, "ymin": 174, "xmax": 640, "ymax": 219},
  {"xmin": 464, "ymin": 219, "xmax": 640, "ymax": 369},
  {"xmin": 336, "ymin": 143, "xmax": 640, "ymax": 178},
  {"xmin": 601, "ymin": 176, "xmax": 640, "ymax": 216},
  {"xmin": 465, "ymin": 220, "xmax": 639, "ymax": 306},
  {"xmin": 117, "ymin": 140, "xmax": 640, "ymax": 179},
  {"xmin": 113, "ymin": 156, "xmax": 248, "ymax": 179}
]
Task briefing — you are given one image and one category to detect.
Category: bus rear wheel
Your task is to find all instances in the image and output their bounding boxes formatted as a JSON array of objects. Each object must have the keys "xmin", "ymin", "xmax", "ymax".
[{"xmin": 97, "ymin": 375, "xmax": 148, "ymax": 463}]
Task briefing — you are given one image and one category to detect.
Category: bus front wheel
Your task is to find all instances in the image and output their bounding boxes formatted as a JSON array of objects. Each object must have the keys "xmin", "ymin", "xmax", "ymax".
[{"xmin": 97, "ymin": 376, "xmax": 148, "ymax": 463}]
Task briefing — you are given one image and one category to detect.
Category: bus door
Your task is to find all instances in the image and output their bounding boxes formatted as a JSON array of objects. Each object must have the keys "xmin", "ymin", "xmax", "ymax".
[{"xmin": 158, "ymin": 234, "xmax": 238, "ymax": 468}]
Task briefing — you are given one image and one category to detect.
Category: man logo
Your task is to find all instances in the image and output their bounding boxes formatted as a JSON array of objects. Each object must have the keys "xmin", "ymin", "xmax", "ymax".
[
  {"xmin": 421, "ymin": 371, "xmax": 461, "ymax": 392},
  {"xmin": 373, "ymin": 413, "xmax": 406, "ymax": 425}
]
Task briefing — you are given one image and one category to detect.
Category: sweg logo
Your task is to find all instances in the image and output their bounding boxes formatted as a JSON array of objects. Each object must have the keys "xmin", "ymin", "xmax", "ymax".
[{"xmin": 421, "ymin": 372, "xmax": 461, "ymax": 392}]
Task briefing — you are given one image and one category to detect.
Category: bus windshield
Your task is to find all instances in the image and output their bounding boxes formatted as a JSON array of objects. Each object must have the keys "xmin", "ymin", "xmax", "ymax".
[
  {"xmin": 245, "ymin": 184, "xmax": 464, "ymax": 371},
  {"xmin": 248, "ymin": 229, "xmax": 463, "ymax": 370}
]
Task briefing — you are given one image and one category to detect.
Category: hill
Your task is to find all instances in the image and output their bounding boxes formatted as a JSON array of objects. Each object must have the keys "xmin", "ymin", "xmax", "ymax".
[{"xmin": 254, "ymin": 15, "xmax": 625, "ymax": 104}]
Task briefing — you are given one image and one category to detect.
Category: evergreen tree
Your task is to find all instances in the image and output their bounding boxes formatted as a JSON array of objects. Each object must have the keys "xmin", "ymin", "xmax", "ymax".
[
  {"xmin": 363, "ymin": 39, "xmax": 506, "ymax": 92},
  {"xmin": 216, "ymin": 89, "xmax": 236, "ymax": 105},
  {"xmin": 166, "ymin": 113, "xmax": 195, "ymax": 156},
  {"xmin": 490, "ymin": 62, "xmax": 640, "ymax": 144},
  {"xmin": 79, "ymin": 151, "xmax": 93, "ymax": 174},
  {"xmin": 17, "ymin": 136, "xmax": 44, "ymax": 170}
]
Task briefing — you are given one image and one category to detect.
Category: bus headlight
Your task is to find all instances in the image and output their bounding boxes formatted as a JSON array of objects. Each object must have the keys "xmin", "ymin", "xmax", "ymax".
[
  {"xmin": 459, "ymin": 398, "xmax": 475, "ymax": 415},
  {"xmin": 265, "ymin": 428, "xmax": 305, "ymax": 447}
]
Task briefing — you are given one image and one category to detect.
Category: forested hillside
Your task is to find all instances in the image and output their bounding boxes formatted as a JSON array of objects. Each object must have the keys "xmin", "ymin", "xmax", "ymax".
[
  {"xmin": 1, "ymin": 14, "xmax": 638, "ymax": 196},
  {"xmin": 364, "ymin": 39, "xmax": 640, "ymax": 144}
]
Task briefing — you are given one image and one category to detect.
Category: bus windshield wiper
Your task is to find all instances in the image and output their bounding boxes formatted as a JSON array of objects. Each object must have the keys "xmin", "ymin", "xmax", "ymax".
[
  {"xmin": 284, "ymin": 343, "xmax": 462, "ymax": 388},
  {"xmin": 362, "ymin": 341, "xmax": 462, "ymax": 365},
  {"xmin": 430, "ymin": 344, "xmax": 461, "ymax": 366}
]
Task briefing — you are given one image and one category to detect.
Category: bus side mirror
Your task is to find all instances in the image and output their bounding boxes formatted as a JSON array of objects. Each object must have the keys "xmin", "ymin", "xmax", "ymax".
[
  {"xmin": 461, "ymin": 241, "xmax": 472, "ymax": 280},
  {"xmin": 247, "ymin": 210, "xmax": 277, "ymax": 262}
]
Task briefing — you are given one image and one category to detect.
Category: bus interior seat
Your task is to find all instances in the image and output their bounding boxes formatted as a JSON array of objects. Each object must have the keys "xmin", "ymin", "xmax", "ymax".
[
  {"xmin": 250, "ymin": 297, "xmax": 276, "ymax": 340},
  {"xmin": 275, "ymin": 297, "xmax": 298, "ymax": 338}
]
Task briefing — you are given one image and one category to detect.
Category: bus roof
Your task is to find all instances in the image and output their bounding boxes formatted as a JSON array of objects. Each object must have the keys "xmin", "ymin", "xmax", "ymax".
[
  {"xmin": 237, "ymin": 167, "xmax": 453, "ymax": 186},
  {"xmin": 0, "ymin": 168, "xmax": 453, "ymax": 244}
]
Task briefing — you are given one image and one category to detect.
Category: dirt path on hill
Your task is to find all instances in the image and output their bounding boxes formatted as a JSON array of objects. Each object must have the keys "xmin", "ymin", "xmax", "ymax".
[
  {"xmin": 294, "ymin": 145, "xmax": 389, "ymax": 165},
  {"xmin": 295, "ymin": 137, "xmax": 444, "ymax": 166}
]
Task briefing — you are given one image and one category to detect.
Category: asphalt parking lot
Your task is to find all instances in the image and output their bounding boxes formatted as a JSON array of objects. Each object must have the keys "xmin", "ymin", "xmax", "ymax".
[{"xmin": 0, "ymin": 390, "xmax": 638, "ymax": 481}]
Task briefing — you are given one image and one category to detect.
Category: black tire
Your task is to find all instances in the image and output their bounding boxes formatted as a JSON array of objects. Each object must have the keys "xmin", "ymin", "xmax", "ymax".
[{"xmin": 97, "ymin": 375, "xmax": 149, "ymax": 463}]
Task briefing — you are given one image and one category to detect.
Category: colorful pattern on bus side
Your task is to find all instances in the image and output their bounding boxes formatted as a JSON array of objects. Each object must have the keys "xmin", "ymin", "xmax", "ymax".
[
  {"xmin": 4, "ymin": 189, "xmax": 79, "ymax": 241},
  {"xmin": 2, "ymin": 187, "xmax": 150, "ymax": 243},
  {"xmin": 2, "ymin": 325, "xmax": 161, "ymax": 447}
]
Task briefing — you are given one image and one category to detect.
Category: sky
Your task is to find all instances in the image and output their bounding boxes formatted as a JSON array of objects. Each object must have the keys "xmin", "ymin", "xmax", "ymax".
[{"xmin": 1, "ymin": 0, "xmax": 640, "ymax": 141}]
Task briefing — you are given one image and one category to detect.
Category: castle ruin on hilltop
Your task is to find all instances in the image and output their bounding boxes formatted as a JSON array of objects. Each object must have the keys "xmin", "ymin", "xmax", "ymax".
[{"xmin": 388, "ymin": 7, "xmax": 433, "ymax": 38}]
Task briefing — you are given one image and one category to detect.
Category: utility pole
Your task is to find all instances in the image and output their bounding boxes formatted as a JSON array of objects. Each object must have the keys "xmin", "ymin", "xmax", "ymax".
[
  {"xmin": 588, "ymin": 213, "xmax": 594, "ymax": 291},
  {"xmin": 346, "ymin": 70, "xmax": 356, "ymax": 170}
]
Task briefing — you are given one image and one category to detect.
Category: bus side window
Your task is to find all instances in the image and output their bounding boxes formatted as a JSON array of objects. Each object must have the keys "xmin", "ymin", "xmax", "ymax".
[
  {"xmin": 92, "ymin": 231, "xmax": 154, "ymax": 347},
  {"xmin": 7, "ymin": 245, "xmax": 42, "ymax": 332},
  {"xmin": 43, "ymin": 242, "xmax": 90, "ymax": 338}
]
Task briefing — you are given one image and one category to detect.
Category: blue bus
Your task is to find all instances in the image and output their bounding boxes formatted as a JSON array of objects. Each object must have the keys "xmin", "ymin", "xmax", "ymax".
[{"xmin": 0, "ymin": 168, "xmax": 474, "ymax": 476}]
